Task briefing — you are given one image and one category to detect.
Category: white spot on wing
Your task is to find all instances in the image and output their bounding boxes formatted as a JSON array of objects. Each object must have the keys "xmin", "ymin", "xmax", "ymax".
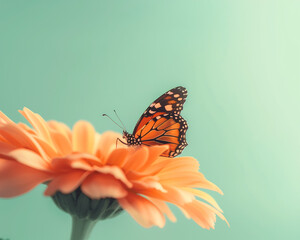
[
  {"xmin": 165, "ymin": 105, "xmax": 173, "ymax": 111},
  {"xmin": 154, "ymin": 103, "xmax": 161, "ymax": 108}
]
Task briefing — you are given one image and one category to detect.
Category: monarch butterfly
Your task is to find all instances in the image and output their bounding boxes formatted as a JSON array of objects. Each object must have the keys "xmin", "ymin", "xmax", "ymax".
[{"xmin": 121, "ymin": 86, "xmax": 188, "ymax": 157}]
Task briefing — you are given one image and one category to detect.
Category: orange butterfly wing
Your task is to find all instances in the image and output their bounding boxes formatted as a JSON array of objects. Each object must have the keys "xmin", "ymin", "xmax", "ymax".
[
  {"xmin": 134, "ymin": 114, "xmax": 188, "ymax": 157},
  {"xmin": 127, "ymin": 86, "xmax": 188, "ymax": 157},
  {"xmin": 133, "ymin": 86, "xmax": 187, "ymax": 135}
]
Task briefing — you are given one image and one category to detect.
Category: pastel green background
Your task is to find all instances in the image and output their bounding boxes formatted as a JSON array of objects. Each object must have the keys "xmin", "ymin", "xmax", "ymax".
[{"xmin": 0, "ymin": 1, "xmax": 299, "ymax": 240}]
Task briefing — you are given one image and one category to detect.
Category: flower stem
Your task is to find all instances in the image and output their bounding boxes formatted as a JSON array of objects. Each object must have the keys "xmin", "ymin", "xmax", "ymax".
[{"xmin": 70, "ymin": 215, "xmax": 97, "ymax": 240}]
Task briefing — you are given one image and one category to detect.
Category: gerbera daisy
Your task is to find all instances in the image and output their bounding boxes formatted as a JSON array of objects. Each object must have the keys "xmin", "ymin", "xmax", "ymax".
[{"xmin": 0, "ymin": 108, "xmax": 228, "ymax": 240}]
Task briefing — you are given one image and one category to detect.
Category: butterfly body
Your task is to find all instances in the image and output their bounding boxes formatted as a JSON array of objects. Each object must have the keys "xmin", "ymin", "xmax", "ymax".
[
  {"xmin": 123, "ymin": 86, "xmax": 188, "ymax": 157},
  {"xmin": 123, "ymin": 131, "xmax": 141, "ymax": 145}
]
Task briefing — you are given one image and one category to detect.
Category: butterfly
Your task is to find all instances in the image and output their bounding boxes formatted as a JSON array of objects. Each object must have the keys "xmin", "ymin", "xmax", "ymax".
[{"xmin": 122, "ymin": 86, "xmax": 188, "ymax": 157}]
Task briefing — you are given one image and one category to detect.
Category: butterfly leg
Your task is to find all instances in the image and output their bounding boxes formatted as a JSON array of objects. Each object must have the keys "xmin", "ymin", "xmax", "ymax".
[{"xmin": 116, "ymin": 138, "xmax": 128, "ymax": 148}]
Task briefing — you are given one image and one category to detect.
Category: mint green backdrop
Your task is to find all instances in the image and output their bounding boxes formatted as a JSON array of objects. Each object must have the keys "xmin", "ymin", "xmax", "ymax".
[{"xmin": 0, "ymin": 1, "xmax": 299, "ymax": 240}]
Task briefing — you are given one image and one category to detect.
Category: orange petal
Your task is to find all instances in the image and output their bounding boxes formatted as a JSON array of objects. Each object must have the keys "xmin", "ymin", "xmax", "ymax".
[
  {"xmin": 31, "ymin": 135, "xmax": 58, "ymax": 159},
  {"xmin": 0, "ymin": 111, "xmax": 14, "ymax": 124},
  {"xmin": 158, "ymin": 170, "xmax": 223, "ymax": 194},
  {"xmin": 118, "ymin": 192, "xmax": 165, "ymax": 228},
  {"xmin": 51, "ymin": 153, "xmax": 100, "ymax": 171},
  {"xmin": 19, "ymin": 108, "xmax": 53, "ymax": 146},
  {"xmin": 93, "ymin": 165, "xmax": 132, "ymax": 188},
  {"xmin": 135, "ymin": 145, "xmax": 169, "ymax": 172},
  {"xmin": 139, "ymin": 186, "xmax": 195, "ymax": 205},
  {"xmin": 47, "ymin": 121, "xmax": 72, "ymax": 141},
  {"xmin": 0, "ymin": 147, "xmax": 51, "ymax": 171},
  {"xmin": 191, "ymin": 179, "xmax": 223, "ymax": 195},
  {"xmin": 150, "ymin": 156, "xmax": 200, "ymax": 174},
  {"xmin": 81, "ymin": 173, "xmax": 127, "ymax": 199},
  {"xmin": 72, "ymin": 121, "xmax": 96, "ymax": 154},
  {"xmin": 105, "ymin": 148, "xmax": 129, "ymax": 167},
  {"xmin": 96, "ymin": 131, "xmax": 123, "ymax": 163},
  {"xmin": 50, "ymin": 130, "xmax": 72, "ymax": 156},
  {"xmin": 52, "ymin": 158, "xmax": 93, "ymax": 171},
  {"xmin": 122, "ymin": 146, "xmax": 149, "ymax": 172},
  {"xmin": 182, "ymin": 200, "xmax": 229, "ymax": 229},
  {"xmin": 183, "ymin": 200, "xmax": 216, "ymax": 229},
  {"xmin": 0, "ymin": 141, "xmax": 17, "ymax": 153},
  {"xmin": 149, "ymin": 198, "xmax": 177, "ymax": 222},
  {"xmin": 0, "ymin": 158, "xmax": 52, "ymax": 198},
  {"xmin": 0, "ymin": 134, "xmax": 7, "ymax": 143},
  {"xmin": 143, "ymin": 155, "xmax": 198, "ymax": 177},
  {"xmin": 158, "ymin": 172, "xmax": 207, "ymax": 186},
  {"xmin": 44, "ymin": 170, "xmax": 90, "ymax": 196},
  {"xmin": 182, "ymin": 188, "xmax": 223, "ymax": 212},
  {"xmin": 196, "ymin": 201, "xmax": 229, "ymax": 226},
  {"xmin": 131, "ymin": 176, "xmax": 166, "ymax": 192},
  {"xmin": 177, "ymin": 205, "xmax": 191, "ymax": 219},
  {"xmin": 0, "ymin": 124, "xmax": 49, "ymax": 160},
  {"xmin": 17, "ymin": 122, "xmax": 36, "ymax": 135}
]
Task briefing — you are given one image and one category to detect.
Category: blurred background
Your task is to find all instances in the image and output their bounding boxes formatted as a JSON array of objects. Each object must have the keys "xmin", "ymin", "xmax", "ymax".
[{"xmin": 0, "ymin": 1, "xmax": 299, "ymax": 239}]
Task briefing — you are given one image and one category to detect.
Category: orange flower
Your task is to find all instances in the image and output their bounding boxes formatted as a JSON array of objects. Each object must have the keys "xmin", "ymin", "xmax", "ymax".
[{"xmin": 0, "ymin": 108, "xmax": 228, "ymax": 229}]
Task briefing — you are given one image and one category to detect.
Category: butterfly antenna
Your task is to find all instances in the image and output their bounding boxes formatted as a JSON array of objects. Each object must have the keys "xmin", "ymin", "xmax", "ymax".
[
  {"xmin": 102, "ymin": 114, "xmax": 124, "ymax": 130},
  {"xmin": 114, "ymin": 110, "xmax": 127, "ymax": 131}
]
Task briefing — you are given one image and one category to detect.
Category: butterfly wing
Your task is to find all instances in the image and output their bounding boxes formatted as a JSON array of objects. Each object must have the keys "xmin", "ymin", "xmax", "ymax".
[
  {"xmin": 135, "ymin": 113, "xmax": 188, "ymax": 157},
  {"xmin": 133, "ymin": 86, "xmax": 188, "ymax": 135},
  {"xmin": 131, "ymin": 86, "xmax": 188, "ymax": 157}
]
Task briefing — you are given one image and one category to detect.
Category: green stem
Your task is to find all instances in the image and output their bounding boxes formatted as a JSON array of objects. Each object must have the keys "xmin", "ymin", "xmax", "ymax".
[{"xmin": 70, "ymin": 215, "xmax": 97, "ymax": 240}]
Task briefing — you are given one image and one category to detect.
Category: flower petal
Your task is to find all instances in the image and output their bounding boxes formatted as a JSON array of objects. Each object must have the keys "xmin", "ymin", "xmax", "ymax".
[
  {"xmin": 72, "ymin": 121, "xmax": 96, "ymax": 154},
  {"xmin": 131, "ymin": 176, "xmax": 166, "ymax": 192},
  {"xmin": 0, "ymin": 158, "xmax": 51, "ymax": 198},
  {"xmin": 148, "ymin": 198, "xmax": 177, "ymax": 222},
  {"xmin": 119, "ymin": 192, "xmax": 165, "ymax": 228},
  {"xmin": 93, "ymin": 165, "xmax": 132, "ymax": 188},
  {"xmin": 0, "ymin": 111, "xmax": 14, "ymax": 124},
  {"xmin": 138, "ymin": 145, "xmax": 169, "ymax": 171},
  {"xmin": 96, "ymin": 131, "xmax": 123, "ymax": 163},
  {"xmin": 122, "ymin": 146, "xmax": 149, "ymax": 172},
  {"xmin": 32, "ymin": 135, "xmax": 59, "ymax": 159},
  {"xmin": 50, "ymin": 130, "xmax": 72, "ymax": 156},
  {"xmin": 19, "ymin": 108, "xmax": 53, "ymax": 146},
  {"xmin": 182, "ymin": 187, "xmax": 223, "ymax": 212},
  {"xmin": 0, "ymin": 123, "xmax": 49, "ymax": 160},
  {"xmin": 139, "ymin": 186, "xmax": 195, "ymax": 205},
  {"xmin": 159, "ymin": 171, "xmax": 206, "ymax": 186},
  {"xmin": 178, "ymin": 206, "xmax": 191, "ymax": 219},
  {"xmin": 51, "ymin": 153, "xmax": 101, "ymax": 171},
  {"xmin": 17, "ymin": 122, "xmax": 36, "ymax": 134},
  {"xmin": 182, "ymin": 200, "xmax": 229, "ymax": 229},
  {"xmin": 157, "ymin": 167, "xmax": 223, "ymax": 194},
  {"xmin": 47, "ymin": 121, "xmax": 72, "ymax": 141},
  {"xmin": 148, "ymin": 156, "xmax": 200, "ymax": 175},
  {"xmin": 182, "ymin": 200, "xmax": 216, "ymax": 229},
  {"xmin": 81, "ymin": 173, "xmax": 127, "ymax": 199},
  {"xmin": 44, "ymin": 170, "xmax": 90, "ymax": 196},
  {"xmin": 1, "ymin": 147, "xmax": 51, "ymax": 171},
  {"xmin": 105, "ymin": 148, "xmax": 129, "ymax": 166}
]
